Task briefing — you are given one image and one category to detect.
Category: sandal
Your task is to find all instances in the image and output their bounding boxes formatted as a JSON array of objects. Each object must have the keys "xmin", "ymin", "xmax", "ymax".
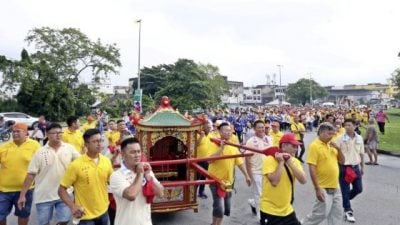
[
  {"xmin": 365, "ymin": 162, "xmax": 373, "ymax": 165},
  {"xmin": 373, "ymin": 162, "xmax": 379, "ymax": 165}
]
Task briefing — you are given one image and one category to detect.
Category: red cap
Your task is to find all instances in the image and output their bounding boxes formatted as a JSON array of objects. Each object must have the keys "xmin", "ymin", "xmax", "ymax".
[{"xmin": 279, "ymin": 133, "xmax": 302, "ymax": 146}]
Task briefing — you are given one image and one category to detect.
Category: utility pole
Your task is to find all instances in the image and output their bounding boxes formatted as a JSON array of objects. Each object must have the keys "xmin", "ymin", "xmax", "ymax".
[{"xmin": 277, "ymin": 65, "xmax": 283, "ymax": 103}]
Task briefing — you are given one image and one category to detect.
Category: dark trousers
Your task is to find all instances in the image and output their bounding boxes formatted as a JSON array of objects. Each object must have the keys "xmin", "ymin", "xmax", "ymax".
[
  {"xmin": 260, "ymin": 211, "xmax": 301, "ymax": 225},
  {"xmin": 209, "ymin": 184, "xmax": 232, "ymax": 218},
  {"xmin": 339, "ymin": 165, "xmax": 363, "ymax": 212},
  {"xmin": 377, "ymin": 122, "xmax": 385, "ymax": 134},
  {"xmin": 79, "ymin": 212, "xmax": 109, "ymax": 225},
  {"xmin": 197, "ymin": 161, "xmax": 209, "ymax": 195},
  {"xmin": 236, "ymin": 131, "xmax": 243, "ymax": 143},
  {"xmin": 296, "ymin": 140, "xmax": 305, "ymax": 161}
]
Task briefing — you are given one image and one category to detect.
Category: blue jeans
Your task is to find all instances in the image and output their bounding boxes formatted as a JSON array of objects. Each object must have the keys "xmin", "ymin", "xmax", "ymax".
[
  {"xmin": 36, "ymin": 199, "xmax": 71, "ymax": 225},
  {"xmin": 339, "ymin": 165, "xmax": 363, "ymax": 212},
  {"xmin": 79, "ymin": 212, "xmax": 109, "ymax": 225},
  {"xmin": 0, "ymin": 190, "xmax": 33, "ymax": 221}
]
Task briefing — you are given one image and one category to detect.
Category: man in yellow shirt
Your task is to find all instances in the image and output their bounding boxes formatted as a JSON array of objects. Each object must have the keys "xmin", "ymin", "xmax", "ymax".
[
  {"xmin": 81, "ymin": 115, "xmax": 97, "ymax": 133},
  {"xmin": 271, "ymin": 121, "xmax": 284, "ymax": 147},
  {"xmin": 105, "ymin": 120, "xmax": 120, "ymax": 147},
  {"xmin": 208, "ymin": 122, "xmax": 251, "ymax": 225},
  {"xmin": 302, "ymin": 123, "xmax": 345, "ymax": 225},
  {"xmin": 195, "ymin": 122, "xmax": 212, "ymax": 199},
  {"xmin": 62, "ymin": 116, "xmax": 85, "ymax": 154},
  {"xmin": 260, "ymin": 133, "xmax": 306, "ymax": 225},
  {"xmin": 0, "ymin": 123, "xmax": 40, "ymax": 225},
  {"xmin": 290, "ymin": 116, "xmax": 306, "ymax": 163},
  {"xmin": 58, "ymin": 129, "xmax": 113, "ymax": 225}
]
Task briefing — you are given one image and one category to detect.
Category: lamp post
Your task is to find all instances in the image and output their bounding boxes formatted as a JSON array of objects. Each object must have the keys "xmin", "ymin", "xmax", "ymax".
[
  {"xmin": 133, "ymin": 19, "xmax": 142, "ymax": 113},
  {"xmin": 309, "ymin": 73, "xmax": 312, "ymax": 104},
  {"xmin": 277, "ymin": 65, "xmax": 283, "ymax": 103}
]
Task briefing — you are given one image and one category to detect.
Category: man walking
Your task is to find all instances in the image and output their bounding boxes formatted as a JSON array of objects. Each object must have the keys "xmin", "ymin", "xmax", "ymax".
[
  {"xmin": 0, "ymin": 123, "xmax": 40, "ymax": 225},
  {"xmin": 110, "ymin": 137, "xmax": 164, "ymax": 225},
  {"xmin": 337, "ymin": 119, "xmax": 365, "ymax": 222},
  {"xmin": 18, "ymin": 123, "xmax": 80, "ymax": 225},
  {"xmin": 302, "ymin": 123, "xmax": 345, "ymax": 225},
  {"xmin": 58, "ymin": 129, "xmax": 113, "ymax": 225},
  {"xmin": 208, "ymin": 122, "xmax": 251, "ymax": 225},
  {"xmin": 290, "ymin": 116, "xmax": 306, "ymax": 162},
  {"xmin": 62, "ymin": 116, "xmax": 85, "ymax": 154},
  {"xmin": 259, "ymin": 133, "xmax": 307, "ymax": 225},
  {"xmin": 245, "ymin": 120, "xmax": 272, "ymax": 216}
]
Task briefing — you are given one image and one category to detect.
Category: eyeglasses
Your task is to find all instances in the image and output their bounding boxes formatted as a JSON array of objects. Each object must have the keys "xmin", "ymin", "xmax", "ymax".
[{"xmin": 48, "ymin": 132, "xmax": 63, "ymax": 135}]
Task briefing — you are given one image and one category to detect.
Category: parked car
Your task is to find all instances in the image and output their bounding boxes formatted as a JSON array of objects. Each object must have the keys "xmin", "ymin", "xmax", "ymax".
[{"xmin": 0, "ymin": 112, "xmax": 39, "ymax": 129}]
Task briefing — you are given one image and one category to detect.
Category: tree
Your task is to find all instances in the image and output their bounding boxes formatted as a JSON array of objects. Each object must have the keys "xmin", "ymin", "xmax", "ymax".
[
  {"xmin": 0, "ymin": 27, "xmax": 121, "ymax": 119},
  {"xmin": 286, "ymin": 78, "xmax": 328, "ymax": 105}
]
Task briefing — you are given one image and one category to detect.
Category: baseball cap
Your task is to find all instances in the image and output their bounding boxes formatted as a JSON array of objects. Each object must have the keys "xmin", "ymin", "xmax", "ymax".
[
  {"xmin": 13, "ymin": 123, "xmax": 28, "ymax": 132},
  {"xmin": 279, "ymin": 133, "xmax": 302, "ymax": 146}
]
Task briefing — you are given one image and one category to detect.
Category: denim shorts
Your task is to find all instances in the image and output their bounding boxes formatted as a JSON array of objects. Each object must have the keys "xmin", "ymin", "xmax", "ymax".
[
  {"xmin": 36, "ymin": 199, "xmax": 71, "ymax": 225},
  {"xmin": 0, "ymin": 189, "xmax": 33, "ymax": 220}
]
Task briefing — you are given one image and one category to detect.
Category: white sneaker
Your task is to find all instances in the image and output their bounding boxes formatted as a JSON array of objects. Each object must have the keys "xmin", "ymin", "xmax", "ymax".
[
  {"xmin": 247, "ymin": 199, "xmax": 257, "ymax": 215},
  {"xmin": 344, "ymin": 211, "xmax": 356, "ymax": 223}
]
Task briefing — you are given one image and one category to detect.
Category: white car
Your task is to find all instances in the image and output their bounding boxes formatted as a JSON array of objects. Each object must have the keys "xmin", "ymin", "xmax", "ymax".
[{"xmin": 0, "ymin": 112, "xmax": 39, "ymax": 129}]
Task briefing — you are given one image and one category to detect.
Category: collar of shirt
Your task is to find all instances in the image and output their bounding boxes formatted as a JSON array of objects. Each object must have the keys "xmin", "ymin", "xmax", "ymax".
[
  {"xmin": 121, "ymin": 161, "xmax": 132, "ymax": 175},
  {"xmin": 342, "ymin": 133, "xmax": 363, "ymax": 144}
]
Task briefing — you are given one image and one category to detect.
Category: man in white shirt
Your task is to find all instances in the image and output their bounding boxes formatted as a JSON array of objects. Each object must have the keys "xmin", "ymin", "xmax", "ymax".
[
  {"xmin": 17, "ymin": 123, "xmax": 80, "ymax": 225},
  {"xmin": 110, "ymin": 137, "xmax": 164, "ymax": 225},
  {"xmin": 245, "ymin": 120, "xmax": 272, "ymax": 217}
]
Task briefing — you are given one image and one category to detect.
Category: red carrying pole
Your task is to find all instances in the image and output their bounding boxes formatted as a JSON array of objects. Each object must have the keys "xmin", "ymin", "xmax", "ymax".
[
  {"xmin": 161, "ymin": 180, "xmax": 216, "ymax": 187},
  {"xmin": 148, "ymin": 152, "xmax": 253, "ymax": 167}
]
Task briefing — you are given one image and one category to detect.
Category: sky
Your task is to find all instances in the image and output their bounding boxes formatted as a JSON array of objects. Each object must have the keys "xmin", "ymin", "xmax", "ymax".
[{"xmin": 1, "ymin": 0, "xmax": 400, "ymax": 87}]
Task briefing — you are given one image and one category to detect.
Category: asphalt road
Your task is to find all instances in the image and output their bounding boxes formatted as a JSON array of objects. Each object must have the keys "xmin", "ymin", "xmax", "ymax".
[{"xmin": 6, "ymin": 132, "xmax": 400, "ymax": 225}]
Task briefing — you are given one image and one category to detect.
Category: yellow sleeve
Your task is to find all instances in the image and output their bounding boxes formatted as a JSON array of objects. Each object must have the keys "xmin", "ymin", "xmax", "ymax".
[
  {"xmin": 234, "ymin": 147, "xmax": 244, "ymax": 166},
  {"xmin": 306, "ymin": 143, "xmax": 318, "ymax": 166},
  {"xmin": 262, "ymin": 156, "xmax": 277, "ymax": 175},
  {"xmin": 293, "ymin": 158, "xmax": 305, "ymax": 173},
  {"xmin": 290, "ymin": 124, "xmax": 298, "ymax": 132},
  {"xmin": 60, "ymin": 162, "xmax": 78, "ymax": 188}
]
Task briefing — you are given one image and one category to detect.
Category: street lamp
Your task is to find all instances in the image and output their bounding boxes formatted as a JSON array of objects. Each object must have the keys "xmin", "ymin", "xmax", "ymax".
[
  {"xmin": 136, "ymin": 19, "xmax": 142, "ymax": 90},
  {"xmin": 309, "ymin": 73, "xmax": 312, "ymax": 104},
  {"xmin": 277, "ymin": 65, "xmax": 283, "ymax": 102},
  {"xmin": 133, "ymin": 19, "xmax": 142, "ymax": 113}
]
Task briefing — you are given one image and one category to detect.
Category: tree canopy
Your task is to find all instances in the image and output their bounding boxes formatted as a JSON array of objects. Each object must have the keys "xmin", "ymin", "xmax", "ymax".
[
  {"xmin": 286, "ymin": 78, "xmax": 328, "ymax": 105},
  {"xmin": 132, "ymin": 59, "xmax": 228, "ymax": 110},
  {"xmin": 0, "ymin": 27, "xmax": 121, "ymax": 120}
]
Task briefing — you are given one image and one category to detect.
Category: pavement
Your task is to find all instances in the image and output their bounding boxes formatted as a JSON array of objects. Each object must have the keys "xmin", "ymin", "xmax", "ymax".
[{"xmin": 5, "ymin": 131, "xmax": 400, "ymax": 225}]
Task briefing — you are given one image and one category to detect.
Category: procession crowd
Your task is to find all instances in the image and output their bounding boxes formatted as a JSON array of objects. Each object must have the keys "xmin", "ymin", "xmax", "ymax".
[{"xmin": 0, "ymin": 104, "xmax": 389, "ymax": 225}]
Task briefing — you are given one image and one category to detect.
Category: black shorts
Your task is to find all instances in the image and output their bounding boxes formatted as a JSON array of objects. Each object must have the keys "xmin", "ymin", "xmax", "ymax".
[{"xmin": 260, "ymin": 211, "xmax": 301, "ymax": 225}]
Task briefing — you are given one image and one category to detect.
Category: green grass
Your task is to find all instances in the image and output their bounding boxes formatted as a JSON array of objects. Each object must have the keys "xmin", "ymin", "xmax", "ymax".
[{"xmin": 361, "ymin": 108, "xmax": 400, "ymax": 152}]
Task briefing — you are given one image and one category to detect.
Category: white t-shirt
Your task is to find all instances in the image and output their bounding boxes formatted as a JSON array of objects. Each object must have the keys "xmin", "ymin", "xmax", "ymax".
[
  {"xmin": 110, "ymin": 163, "xmax": 160, "ymax": 225},
  {"xmin": 246, "ymin": 135, "xmax": 272, "ymax": 174},
  {"xmin": 27, "ymin": 142, "xmax": 80, "ymax": 204}
]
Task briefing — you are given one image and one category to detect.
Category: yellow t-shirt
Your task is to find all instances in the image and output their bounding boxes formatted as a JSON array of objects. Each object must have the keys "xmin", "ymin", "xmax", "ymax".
[
  {"xmin": 196, "ymin": 133, "xmax": 210, "ymax": 158},
  {"xmin": 105, "ymin": 130, "xmax": 120, "ymax": 147},
  {"xmin": 290, "ymin": 122, "xmax": 305, "ymax": 141},
  {"xmin": 332, "ymin": 127, "xmax": 345, "ymax": 143},
  {"xmin": 306, "ymin": 139, "xmax": 339, "ymax": 188},
  {"xmin": 62, "ymin": 129, "xmax": 85, "ymax": 154},
  {"xmin": 0, "ymin": 138, "xmax": 40, "ymax": 192},
  {"xmin": 260, "ymin": 156, "xmax": 303, "ymax": 216},
  {"xmin": 81, "ymin": 122, "xmax": 97, "ymax": 133},
  {"xmin": 271, "ymin": 131, "xmax": 284, "ymax": 147},
  {"xmin": 207, "ymin": 142, "xmax": 243, "ymax": 186},
  {"xmin": 208, "ymin": 131, "xmax": 239, "ymax": 144},
  {"xmin": 60, "ymin": 154, "xmax": 113, "ymax": 220}
]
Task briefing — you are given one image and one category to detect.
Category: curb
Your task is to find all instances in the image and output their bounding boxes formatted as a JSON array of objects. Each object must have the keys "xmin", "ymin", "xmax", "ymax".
[{"xmin": 377, "ymin": 149, "xmax": 400, "ymax": 157}]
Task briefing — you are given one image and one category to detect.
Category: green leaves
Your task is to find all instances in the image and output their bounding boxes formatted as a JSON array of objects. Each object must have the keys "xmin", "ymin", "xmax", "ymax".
[
  {"xmin": 286, "ymin": 78, "xmax": 328, "ymax": 105},
  {"xmin": 133, "ymin": 59, "xmax": 228, "ymax": 110}
]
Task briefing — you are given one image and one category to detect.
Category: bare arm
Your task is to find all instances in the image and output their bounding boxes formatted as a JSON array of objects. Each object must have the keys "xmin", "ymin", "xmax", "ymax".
[
  {"xmin": 245, "ymin": 156, "xmax": 254, "ymax": 182},
  {"xmin": 267, "ymin": 161, "xmax": 284, "ymax": 187},
  {"xmin": 308, "ymin": 164, "xmax": 325, "ymax": 202},
  {"xmin": 122, "ymin": 170, "xmax": 144, "ymax": 201},
  {"xmin": 330, "ymin": 142, "xmax": 345, "ymax": 165},
  {"xmin": 286, "ymin": 158, "xmax": 306, "ymax": 184},
  {"xmin": 17, "ymin": 173, "xmax": 36, "ymax": 210},
  {"xmin": 237, "ymin": 163, "xmax": 251, "ymax": 186}
]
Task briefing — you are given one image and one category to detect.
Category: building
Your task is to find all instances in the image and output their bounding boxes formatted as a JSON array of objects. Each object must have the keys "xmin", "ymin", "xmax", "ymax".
[
  {"xmin": 86, "ymin": 76, "xmax": 113, "ymax": 95},
  {"xmin": 221, "ymin": 81, "xmax": 244, "ymax": 107},
  {"xmin": 113, "ymin": 86, "xmax": 130, "ymax": 95},
  {"xmin": 243, "ymin": 86, "xmax": 262, "ymax": 105}
]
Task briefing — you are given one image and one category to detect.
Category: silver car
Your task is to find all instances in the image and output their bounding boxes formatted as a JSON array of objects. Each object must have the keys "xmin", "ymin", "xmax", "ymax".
[{"xmin": 0, "ymin": 112, "xmax": 39, "ymax": 129}]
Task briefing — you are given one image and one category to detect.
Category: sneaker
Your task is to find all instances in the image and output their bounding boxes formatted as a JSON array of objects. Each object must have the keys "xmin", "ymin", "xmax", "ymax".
[
  {"xmin": 344, "ymin": 211, "xmax": 356, "ymax": 223},
  {"xmin": 247, "ymin": 199, "xmax": 257, "ymax": 216}
]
